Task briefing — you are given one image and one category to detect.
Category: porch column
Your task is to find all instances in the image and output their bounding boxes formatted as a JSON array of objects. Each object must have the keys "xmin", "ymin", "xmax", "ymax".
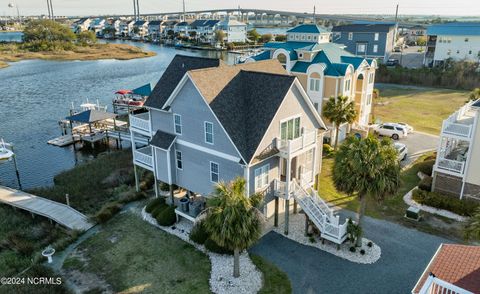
[
  {"xmin": 274, "ymin": 197, "xmax": 279, "ymax": 227},
  {"xmin": 154, "ymin": 175, "xmax": 159, "ymax": 198},
  {"xmin": 169, "ymin": 185, "xmax": 174, "ymax": 206},
  {"xmin": 284, "ymin": 156, "xmax": 291, "ymax": 235},
  {"xmin": 134, "ymin": 164, "xmax": 140, "ymax": 192}
]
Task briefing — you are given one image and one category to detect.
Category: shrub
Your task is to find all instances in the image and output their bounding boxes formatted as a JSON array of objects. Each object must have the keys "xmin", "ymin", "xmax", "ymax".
[
  {"xmin": 323, "ymin": 144, "xmax": 334, "ymax": 156},
  {"xmin": 190, "ymin": 221, "xmax": 209, "ymax": 245},
  {"xmin": 160, "ymin": 182, "xmax": 170, "ymax": 192},
  {"xmin": 360, "ymin": 249, "xmax": 366, "ymax": 255},
  {"xmin": 151, "ymin": 202, "xmax": 168, "ymax": 218},
  {"xmin": 349, "ymin": 246, "xmax": 356, "ymax": 253},
  {"xmin": 412, "ymin": 189, "xmax": 479, "ymax": 216},
  {"xmin": 6, "ymin": 233, "xmax": 35, "ymax": 255},
  {"xmin": 309, "ymin": 236, "xmax": 316, "ymax": 243},
  {"xmin": 94, "ymin": 202, "xmax": 123, "ymax": 223},
  {"xmin": 156, "ymin": 206, "xmax": 176, "ymax": 226},
  {"xmin": 204, "ymin": 238, "xmax": 233, "ymax": 255},
  {"xmin": 417, "ymin": 159, "xmax": 435, "ymax": 176},
  {"xmin": 367, "ymin": 241, "xmax": 373, "ymax": 248},
  {"xmin": 118, "ymin": 190, "xmax": 147, "ymax": 204},
  {"xmin": 145, "ymin": 197, "xmax": 166, "ymax": 213},
  {"xmin": 418, "ymin": 176, "xmax": 433, "ymax": 191}
]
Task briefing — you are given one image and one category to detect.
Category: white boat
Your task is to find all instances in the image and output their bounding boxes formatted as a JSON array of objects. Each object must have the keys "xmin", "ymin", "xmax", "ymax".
[{"xmin": 0, "ymin": 139, "xmax": 14, "ymax": 163}]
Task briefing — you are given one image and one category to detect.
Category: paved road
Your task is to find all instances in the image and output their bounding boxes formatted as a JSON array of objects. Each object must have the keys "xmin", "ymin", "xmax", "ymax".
[
  {"xmin": 250, "ymin": 212, "xmax": 452, "ymax": 294},
  {"xmin": 390, "ymin": 46, "xmax": 425, "ymax": 68},
  {"xmin": 400, "ymin": 131, "xmax": 439, "ymax": 167}
]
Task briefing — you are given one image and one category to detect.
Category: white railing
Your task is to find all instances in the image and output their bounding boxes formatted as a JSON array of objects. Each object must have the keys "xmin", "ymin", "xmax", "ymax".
[
  {"xmin": 277, "ymin": 130, "xmax": 317, "ymax": 155},
  {"xmin": 442, "ymin": 121, "xmax": 473, "ymax": 139},
  {"xmin": 436, "ymin": 158, "xmax": 465, "ymax": 174},
  {"xmin": 134, "ymin": 147, "xmax": 153, "ymax": 168},
  {"xmin": 418, "ymin": 275, "xmax": 473, "ymax": 294},
  {"xmin": 129, "ymin": 112, "xmax": 151, "ymax": 134}
]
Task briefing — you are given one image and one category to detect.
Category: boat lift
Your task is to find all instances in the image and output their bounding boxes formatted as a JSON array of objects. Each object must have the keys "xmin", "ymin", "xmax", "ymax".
[{"xmin": 0, "ymin": 139, "xmax": 22, "ymax": 189}]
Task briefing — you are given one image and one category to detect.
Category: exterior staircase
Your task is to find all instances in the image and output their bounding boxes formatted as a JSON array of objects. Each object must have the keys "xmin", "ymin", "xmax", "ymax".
[{"xmin": 291, "ymin": 179, "xmax": 349, "ymax": 244}]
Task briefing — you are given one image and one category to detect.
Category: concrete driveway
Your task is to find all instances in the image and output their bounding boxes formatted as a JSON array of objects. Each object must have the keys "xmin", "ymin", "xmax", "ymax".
[
  {"xmin": 390, "ymin": 46, "xmax": 425, "ymax": 68},
  {"xmin": 398, "ymin": 131, "xmax": 438, "ymax": 167},
  {"xmin": 250, "ymin": 211, "xmax": 452, "ymax": 294}
]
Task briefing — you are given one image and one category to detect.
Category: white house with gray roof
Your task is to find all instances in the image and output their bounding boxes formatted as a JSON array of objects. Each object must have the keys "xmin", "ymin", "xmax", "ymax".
[{"xmin": 129, "ymin": 55, "xmax": 350, "ymax": 243}]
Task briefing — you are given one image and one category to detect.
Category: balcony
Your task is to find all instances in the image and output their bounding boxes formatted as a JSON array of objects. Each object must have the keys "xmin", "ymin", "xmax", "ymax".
[
  {"xmin": 276, "ymin": 130, "xmax": 317, "ymax": 156},
  {"xmin": 436, "ymin": 158, "xmax": 466, "ymax": 175},
  {"xmin": 134, "ymin": 146, "xmax": 154, "ymax": 171},
  {"xmin": 129, "ymin": 112, "xmax": 151, "ymax": 136},
  {"xmin": 441, "ymin": 101, "xmax": 476, "ymax": 139}
]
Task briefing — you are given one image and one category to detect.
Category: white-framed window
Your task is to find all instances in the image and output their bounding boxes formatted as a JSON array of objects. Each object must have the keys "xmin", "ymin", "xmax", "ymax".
[
  {"xmin": 204, "ymin": 121, "xmax": 214, "ymax": 144},
  {"xmin": 369, "ymin": 72, "xmax": 375, "ymax": 84},
  {"xmin": 210, "ymin": 162, "xmax": 219, "ymax": 183},
  {"xmin": 174, "ymin": 114, "xmax": 182, "ymax": 135},
  {"xmin": 373, "ymin": 44, "xmax": 378, "ymax": 53},
  {"xmin": 176, "ymin": 151, "xmax": 183, "ymax": 170},
  {"xmin": 298, "ymin": 52, "xmax": 304, "ymax": 58},
  {"xmin": 357, "ymin": 43, "xmax": 366, "ymax": 53},
  {"xmin": 254, "ymin": 164, "xmax": 270, "ymax": 190},
  {"xmin": 374, "ymin": 33, "xmax": 379, "ymax": 41},
  {"xmin": 309, "ymin": 78, "xmax": 321, "ymax": 92},
  {"xmin": 280, "ymin": 116, "xmax": 301, "ymax": 140},
  {"xmin": 367, "ymin": 94, "xmax": 372, "ymax": 105},
  {"xmin": 348, "ymin": 32, "xmax": 353, "ymax": 40},
  {"xmin": 307, "ymin": 35, "xmax": 311, "ymax": 40},
  {"xmin": 344, "ymin": 79, "xmax": 351, "ymax": 92}
]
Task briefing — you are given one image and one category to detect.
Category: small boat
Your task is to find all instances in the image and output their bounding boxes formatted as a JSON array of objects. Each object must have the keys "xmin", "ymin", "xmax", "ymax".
[
  {"xmin": 112, "ymin": 84, "xmax": 151, "ymax": 107},
  {"xmin": 0, "ymin": 139, "xmax": 14, "ymax": 163}
]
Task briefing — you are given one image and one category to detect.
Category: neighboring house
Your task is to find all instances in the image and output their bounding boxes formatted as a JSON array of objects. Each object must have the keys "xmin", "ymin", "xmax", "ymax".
[
  {"xmin": 174, "ymin": 21, "xmax": 190, "ymax": 36},
  {"xmin": 132, "ymin": 20, "xmax": 149, "ymax": 38},
  {"xmin": 432, "ymin": 99, "xmax": 480, "ymax": 201},
  {"xmin": 412, "ymin": 244, "xmax": 480, "ymax": 294},
  {"xmin": 424, "ymin": 22, "xmax": 480, "ymax": 67},
  {"xmin": 148, "ymin": 20, "xmax": 163, "ymax": 40},
  {"xmin": 119, "ymin": 20, "xmax": 135, "ymax": 37},
  {"xmin": 215, "ymin": 16, "xmax": 247, "ymax": 43},
  {"xmin": 246, "ymin": 24, "xmax": 377, "ymax": 142},
  {"xmin": 332, "ymin": 23, "xmax": 397, "ymax": 61},
  {"xmin": 88, "ymin": 18, "xmax": 106, "ymax": 35},
  {"xmin": 406, "ymin": 25, "xmax": 427, "ymax": 44},
  {"xmin": 188, "ymin": 19, "xmax": 219, "ymax": 43},
  {"xmin": 71, "ymin": 18, "xmax": 91, "ymax": 33},
  {"xmin": 161, "ymin": 20, "xmax": 178, "ymax": 38},
  {"xmin": 129, "ymin": 55, "xmax": 349, "ymax": 243},
  {"xmin": 104, "ymin": 19, "xmax": 121, "ymax": 37}
]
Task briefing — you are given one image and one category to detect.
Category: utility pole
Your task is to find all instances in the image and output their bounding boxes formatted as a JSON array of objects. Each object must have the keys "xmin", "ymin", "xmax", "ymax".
[
  {"xmin": 49, "ymin": 0, "xmax": 54, "ymax": 20},
  {"xmin": 182, "ymin": 0, "xmax": 186, "ymax": 21},
  {"xmin": 313, "ymin": 5, "xmax": 316, "ymax": 24},
  {"xmin": 136, "ymin": 0, "xmax": 140, "ymax": 20},
  {"xmin": 133, "ymin": 0, "xmax": 137, "ymax": 21},
  {"xmin": 392, "ymin": 3, "xmax": 399, "ymax": 51},
  {"xmin": 46, "ymin": 0, "xmax": 51, "ymax": 19}
]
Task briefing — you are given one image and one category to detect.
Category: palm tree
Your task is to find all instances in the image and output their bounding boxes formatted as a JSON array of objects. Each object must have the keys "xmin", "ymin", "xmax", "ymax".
[
  {"xmin": 333, "ymin": 135, "xmax": 400, "ymax": 246},
  {"xmin": 323, "ymin": 95, "xmax": 357, "ymax": 150},
  {"xmin": 464, "ymin": 207, "xmax": 480, "ymax": 241},
  {"xmin": 204, "ymin": 177, "xmax": 263, "ymax": 277}
]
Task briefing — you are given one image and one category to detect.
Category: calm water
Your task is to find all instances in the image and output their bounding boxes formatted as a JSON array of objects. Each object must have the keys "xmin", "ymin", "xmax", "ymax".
[
  {"xmin": 0, "ymin": 32, "xmax": 23, "ymax": 42},
  {"xmin": 0, "ymin": 40, "xmax": 233, "ymax": 189}
]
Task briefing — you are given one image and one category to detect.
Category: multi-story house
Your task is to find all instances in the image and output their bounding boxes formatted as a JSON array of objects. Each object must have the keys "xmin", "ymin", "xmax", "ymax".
[
  {"xmin": 424, "ymin": 22, "xmax": 480, "ymax": 67},
  {"xmin": 432, "ymin": 99, "xmax": 480, "ymax": 201},
  {"xmin": 71, "ymin": 18, "xmax": 91, "ymax": 34},
  {"xmin": 147, "ymin": 20, "xmax": 163, "ymax": 40},
  {"xmin": 132, "ymin": 20, "xmax": 149, "ymax": 39},
  {"xmin": 129, "ymin": 55, "xmax": 349, "ymax": 243},
  {"xmin": 246, "ymin": 24, "xmax": 377, "ymax": 142},
  {"xmin": 406, "ymin": 25, "xmax": 426, "ymax": 45},
  {"xmin": 174, "ymin": 21, "xmax": 190, "ymax": 37},
  {"xmin": 215, "ymin": 16, "xmax": 247, "ymax": 43},
  {"xmin": 104, "ymin": 19, "xmax": 121, "ymax": 38},
  {"xmin": 332, "ymin": 23, "xmax": 397, "ymax": 62},
  {"xmin": 88, "ymin": 18, "xmax": 106, "ymax": 35},
  {"xmin": 188, "ymin": 19, "xmax": 219, "ymax": 43},
  {"xmin": 119, "ymin": 20, "xmax": 135, "ymax": 37}
]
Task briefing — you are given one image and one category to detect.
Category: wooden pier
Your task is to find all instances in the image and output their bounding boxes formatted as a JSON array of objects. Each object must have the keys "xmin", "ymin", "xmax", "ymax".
[{"xmin": 0, "ymin": 185, "xmax": 94, "ymax": 231}]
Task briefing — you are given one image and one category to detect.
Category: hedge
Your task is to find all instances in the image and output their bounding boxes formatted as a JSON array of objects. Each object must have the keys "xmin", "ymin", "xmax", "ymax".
[
  {"xmin": 145, "ymin": 197, "xmax": 166, "ymax": 213},
  {"xmin": 417, "ymin": 160, "xmax": 435, "ymax": 177},
  {"xmin": 412, "ymin": 189, "xmax": 479, "ymax": 216},
  {"xmin": 94, "ymin": 202, "xmax": 123, "ymax": 223},
  {"xmin": 204, "ymin": 238, "xmax": 233, "ymax": 255},
  {"xmin": 156, "ymin": 206, "xmax": 176, "ymax": 226},
  {"xmin": 151, "ymin": 203, "xmax": 168, "ymax": 219},
  {"xmin": 418, "ymin": 176, "xmax": 433, "ymax": 191},
  {"xmin": 190, "ymin": 221, "xmax": 209, "ymax": 245}
]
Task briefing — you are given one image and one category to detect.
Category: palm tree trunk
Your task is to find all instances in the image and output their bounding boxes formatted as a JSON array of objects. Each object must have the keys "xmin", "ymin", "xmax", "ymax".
[
  {"xmin": 334, "ymin": 125, "xmax": 340, "ymax": 150},
  {"xmin": 356, "ymin": 194, "xmax": 367, "ymax": 247},
  {"xmin": 233, "ymin": 248, "xmax": 240, "ymax": 278}
]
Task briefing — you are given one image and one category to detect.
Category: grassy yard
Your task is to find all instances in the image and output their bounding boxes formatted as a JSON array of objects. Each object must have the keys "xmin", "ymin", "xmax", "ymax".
[
  {"xmin": 374, "ymin": 85, "xmax": 469, "ymax": 135},
  {"xmin": 250, "ymin": 254, "xmax": 292, "ymax": 294},
  {"xmin": 63, "ymin": 212, "xmax": 211, "ymax": 293}
]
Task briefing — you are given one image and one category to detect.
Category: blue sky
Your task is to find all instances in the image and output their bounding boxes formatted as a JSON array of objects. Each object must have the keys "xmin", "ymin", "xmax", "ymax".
[{"xmin": 3, "ymin": 0, "xmax": 480, "ymax": 16}]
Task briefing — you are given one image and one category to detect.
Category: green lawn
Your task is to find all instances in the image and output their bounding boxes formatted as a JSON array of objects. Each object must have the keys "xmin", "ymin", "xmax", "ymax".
[
  {"xmin": 374, "ymin": 86, "xmax": 469, "ymax": 135},
  {"xmin": 65, "ymin": 212, "xmax": 211, "ymax": 293},
  {"xmin": 250, "ymin": 254, "xmax": 292, "ymax": 294}
]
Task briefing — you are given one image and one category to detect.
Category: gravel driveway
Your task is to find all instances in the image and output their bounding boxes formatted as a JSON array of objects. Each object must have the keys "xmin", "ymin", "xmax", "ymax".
[{"xmin": 250, "ymin": 212, "xmax": 452, "ymax": 294}]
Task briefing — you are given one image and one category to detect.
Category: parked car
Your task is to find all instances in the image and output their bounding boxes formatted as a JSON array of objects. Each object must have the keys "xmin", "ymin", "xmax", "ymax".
[
  {"xmin": 394, "ymin": 142, "xmax": 408, "ymax": 161},
  {"xmin": 374, "ymin": 123, "xmax": 408, "ymax": 140},
  {"xmin": 386, "ymin": 59, "xmax": 400, "ymax": 66},
  {"xmin": 396, "ymin": 122, "xmax": 414, "ymax": 133},
  {"xmin": 393, "ymin": 46, "xmax": 402, "ymax": 52}
]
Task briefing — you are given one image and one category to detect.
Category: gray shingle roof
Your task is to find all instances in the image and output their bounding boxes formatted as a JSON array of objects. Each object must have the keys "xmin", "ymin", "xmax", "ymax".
[
  {"xmin": 150, "ymin": 130, "xmax": 176, "ymax": 150},
  {"xmin": 144, "ymin": 55, "xmax": 221, "ymax": 109},
  {"xmin": 208, "ymin": 71, "xmax": 296, "ymax": 162}
]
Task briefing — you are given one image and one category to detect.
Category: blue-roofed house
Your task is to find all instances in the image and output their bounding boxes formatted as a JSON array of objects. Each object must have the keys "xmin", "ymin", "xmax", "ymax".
[
  {"xmin": 188, "ymin": 19, "xmax": 220, "ymax": 43},
  {"xmin": 148, "ymin": 20, "xmax": 163, "ymax": 40},
  {"xmin": 246, "ymin": 24, "xmax": 378, "ymax": 141},
  {"xmin": 331, "ymin": 23, "xmax": 397, "ymax": 61},
  {"xmin": 132, "ymin": 20, "xmax": 149, "ymax": 39},
  {"xmin": 424, "ymin": 22, "xmax": 480, "ymax": 67},
  {"xmin": 88, "ymin": 18, "xmax": 106, "ymax": 35}
]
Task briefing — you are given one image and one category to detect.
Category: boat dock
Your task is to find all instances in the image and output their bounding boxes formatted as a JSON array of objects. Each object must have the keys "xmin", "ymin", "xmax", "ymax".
[{"xmin": 0, "ymin": 185, "xmax": 94, "ymax": 231}]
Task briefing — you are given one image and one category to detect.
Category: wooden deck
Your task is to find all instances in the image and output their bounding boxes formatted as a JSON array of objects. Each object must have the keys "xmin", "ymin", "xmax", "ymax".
[{"xmin": 0, "ymin": 186, "xmax": 94, "ymax": 231}]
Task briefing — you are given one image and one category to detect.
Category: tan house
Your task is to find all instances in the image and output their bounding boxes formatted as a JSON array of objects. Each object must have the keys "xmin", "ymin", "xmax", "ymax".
[
  {"xmin": 246, "ymin": 24, "xmax": 377, "ymax": 142},
  {"xmin": 432, "ymin": 99, "xmax": 480, "ymax": 201}
]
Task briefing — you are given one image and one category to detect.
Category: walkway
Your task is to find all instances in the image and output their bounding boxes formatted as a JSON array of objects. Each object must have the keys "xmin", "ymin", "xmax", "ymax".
[
  {"xmin": 250, "ymin": 210, "xmax": 452, "ymax": 294},
  {"xmin": 0, "ymin": 185, "xmax": 94, "ymax": 231}
]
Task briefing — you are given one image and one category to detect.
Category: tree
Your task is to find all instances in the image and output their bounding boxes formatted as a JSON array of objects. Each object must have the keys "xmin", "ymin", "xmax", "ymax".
[
  {"xmin": 275, "ymin": 34, "xmax": 287, "ymax": 42},
  {"xmin": 468, "ymin": 88, "xmax": 480, "ymax": 102},
  {"xmin": 322, "ymin": 95, "xmax": 357, "ymax": 150},
  {"xmin": 247, "ymin": 29, "xmax": 260, "ymax": 43},
  {"xmin": 333, "ymin": 136, "xmax": 400, "ymax": 246},
  {"xmin": 23, "ymin": 20, "xmax": 75, "ymax": 43},
  {"xmin": 416, "ymin": 36, "xmax": 427, "ymax": 46},
  {"xmin": 261, "ymin": 34, "xmax": 272, "ymax": 43},
  {"xmin": 464, "ymin": 207, "xmax": 480, "ymax": 241},
  {"xmin": 204, "ymin": 177, "xmax": 263, "ymax": 277},
  {"xmin": 77, "ymin": 31, "xmax": 97, "ymax": 46},
  {"xmin": 214, "ymin": 30, "xmax": 225, "ymax": 44},
  {"xmin": 102, "ymin": 27, "xmax": 116, "ymax": 37},
  {"xmin": 189, "ymin": 31, "xmax": 197, "ymax": 40}
]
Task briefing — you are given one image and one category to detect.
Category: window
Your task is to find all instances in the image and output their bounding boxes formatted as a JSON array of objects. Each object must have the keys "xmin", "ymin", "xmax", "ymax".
[
  {"xmin": 174, "ymin": 114, "xmax": 182, "ymax": 135},
  {"xmin": 383, "ymin": 125, "xmax": 394, "ymax": 130},
  {"xmin": 204, "ymin": 122, "xmax": 214, "ymax": 144},
  {"xmin": 280, "ymin": 117, "xmax": 301, "ymax": 140},
  {"xmin": 357, "ymin": 43, "xmax": 366, "ymax": 53},
  {"xmin": 373, "ymin": 44, "xmax": 378, "ymax": 53},
  {"xmin": 369, "ymin": 72, "xmax": 375, "ymax": 84},
  {"xmin": 210, "ymin": 162, "xmax": 219, "ymax": 183},
  {"xmin": 457, "ymin": 50, "xmax": 460, "ymax": 54},
  {"xmin": 309, "ymin": 78, "xmax": 321, "ymax": 92},
  {"xmin": 348, "ymin": 32, "xmax": 353, "ymax": 40},
  {"xmin": 367, "ymin": 94, "xmax": 372, "ymax": 105},
  {"xmin": 176, "ymin": 151, "xmax": 183, "ymax": 170},
  {"xmin": 374, "ymin": 33, "xmax": 379, "ymax": 41},
  {"xmin": 254, "ymin": 164, "xmax": 270, "ymax": 190},
  {"xmin": 465, "ymin": 38, "xmax": 469, "ymax": 42},
  {"xmin": 298, "ymin": 52, "xmax": 304, "ymax": 58},
  {"xmin": 469, "ymin": 50, "xmax": 472, "ymax": 55},
  {"xmin": 344, "ymin": 79, "xmax": 351, "ymax": 92},
  {"xmin": 307, "ymin": 35, "xmax": 311, "ymax": 40}
]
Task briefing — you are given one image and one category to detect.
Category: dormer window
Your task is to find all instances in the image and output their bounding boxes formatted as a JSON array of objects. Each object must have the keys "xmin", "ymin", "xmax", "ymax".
[
  {"xmin": 298, "ymin": 52, "xmax": 304, "ymax": 58},
  {"xmin": 348, "ymin": 32, "xmax": 353, "ymax": 40}
]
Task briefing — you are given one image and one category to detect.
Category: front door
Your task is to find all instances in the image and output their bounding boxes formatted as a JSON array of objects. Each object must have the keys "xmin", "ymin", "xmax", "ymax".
[{"xmin": 280, "ymin": 157, "xmax": 298, "ymax": 182}]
